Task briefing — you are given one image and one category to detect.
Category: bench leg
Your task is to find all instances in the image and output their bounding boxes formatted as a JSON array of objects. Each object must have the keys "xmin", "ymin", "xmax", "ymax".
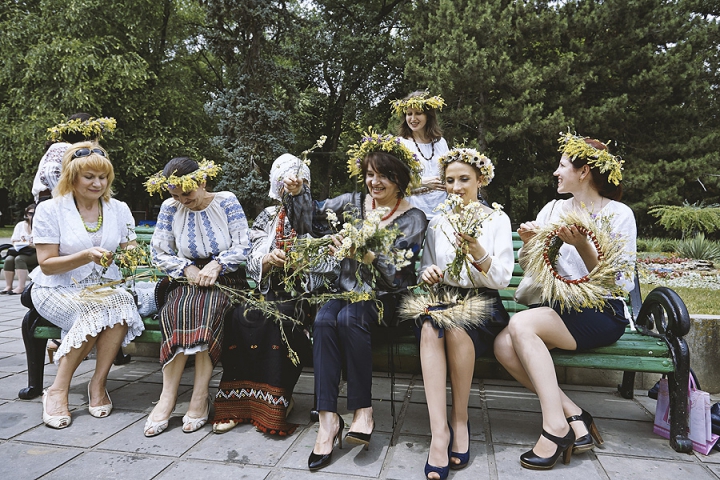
[
  {"xmin": 18, "ymin": 309, "xmax": 47, "ymax": 400},
  {"xmin": 618, "ymin": 371, "xmax": 635, "ymax": 399},
  {"xmin": 114, "ymin": 348, "xmax": 131, "ymax": 365},
  {"xmin": 668, "ymin": 336, "xmax": 692, "ymax": 453}
]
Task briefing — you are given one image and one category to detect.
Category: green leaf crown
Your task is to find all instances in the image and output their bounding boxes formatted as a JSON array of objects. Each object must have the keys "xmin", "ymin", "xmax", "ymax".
[{"xmin": 47, "ymin": 117, "xmax": 117, "ymax": 142}]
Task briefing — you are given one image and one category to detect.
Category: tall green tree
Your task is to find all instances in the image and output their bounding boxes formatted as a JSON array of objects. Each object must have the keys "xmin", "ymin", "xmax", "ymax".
[{"xmin": 0, "ymin": 0, "xmax": 217, "ymax": 210}]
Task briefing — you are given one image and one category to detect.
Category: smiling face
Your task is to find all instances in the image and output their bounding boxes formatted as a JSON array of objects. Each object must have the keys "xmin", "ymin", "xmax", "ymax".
[
  {"xmin": 554, "ymin": 154, "xmax": 586, "ymax": 195},
  {"xmin": 73, "ymin": 169, "xmax": 109, "ymax": 203},
  {"xmin": 444, "ymin": 161, "xmax": 482, "ymax": 205},
  {"xmin": 365, "ymin": 164, "xmax": 400, "ymax": 205},
  {"xmin": 405, "ymin": 107, "xmax": 427, "ymax": 137},
  {"xmin": 168, "ymin": 183, "xmax": 208, "ymax": 211}
]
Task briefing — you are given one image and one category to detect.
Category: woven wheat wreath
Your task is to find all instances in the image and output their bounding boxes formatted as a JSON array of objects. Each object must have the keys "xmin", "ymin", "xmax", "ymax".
[
  {"xmin": 520, "ymin": 208, "xmax": 632, "ymax": 312},
  {"xmin": 398, "ymin": 287, "xmax": 492, "ymax": 330}
]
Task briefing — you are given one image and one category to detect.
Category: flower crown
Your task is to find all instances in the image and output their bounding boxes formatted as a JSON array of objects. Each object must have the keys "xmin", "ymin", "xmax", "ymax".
[
  {"xmin": 558, "ymin": 132, "xmax": 624, "ymax": 186},
  {"xmin": 144, "ymin": 159, "xmax": 222, "ymax": 196},
  {"xmin": 346, "ymin": 128, "xmax": 423, "ymax": 195},
  {"xmin": 47, "ymin": 117, "xmax": 117, "ymax": 142},
  {"xmin": 390, "ymin": 92, "xmax": 446, "ymax": 116},
  {"xmin": 438, "ymin": 147, "xmax": 495, "ymax": 187}
]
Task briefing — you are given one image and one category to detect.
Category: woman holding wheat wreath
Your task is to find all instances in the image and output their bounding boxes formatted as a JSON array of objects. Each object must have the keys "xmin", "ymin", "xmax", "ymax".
[
  {"xmin": 405, "ymin": 148, "xmax": 513, "ymax": 479},
  {"xmin": 493, "ymin": 133, "xmax": 636, "ymax": 470}
]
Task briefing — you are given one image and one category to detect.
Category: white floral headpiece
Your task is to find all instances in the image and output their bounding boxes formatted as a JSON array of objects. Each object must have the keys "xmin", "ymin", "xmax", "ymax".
[{"xmin": 438, "ymin": 148, "xmax": 495, "ymax": 187}]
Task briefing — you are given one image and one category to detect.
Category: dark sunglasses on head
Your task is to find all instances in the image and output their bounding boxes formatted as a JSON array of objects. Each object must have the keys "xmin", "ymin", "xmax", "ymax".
[{"xmin": 72, "ymin": 148, "xmax": 107, "ymax": 159}]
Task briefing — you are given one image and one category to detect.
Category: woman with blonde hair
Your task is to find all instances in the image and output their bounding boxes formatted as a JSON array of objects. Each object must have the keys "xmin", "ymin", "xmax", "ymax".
[{"xmin": 31, "ymin": 142, "xmax": 144, "ymax": 429}]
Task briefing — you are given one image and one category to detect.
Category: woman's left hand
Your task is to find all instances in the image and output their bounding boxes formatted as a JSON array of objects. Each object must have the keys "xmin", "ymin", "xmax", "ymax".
[
  {"xmin": 195, "ymin": 260, "xmax": 222, "ymax": 287},
  {"xmin": 557, "ymin": 225, "xmax": 590, "ymax": 248},
  {"xmin": 455, "ymin": 232, "xmax": 483, "ymax": 260}
]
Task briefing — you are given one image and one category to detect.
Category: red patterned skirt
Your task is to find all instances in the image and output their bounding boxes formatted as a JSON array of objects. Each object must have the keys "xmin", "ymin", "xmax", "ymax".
[{"xmin": 159, "ymin": 270, "xmax": 246, "ymax": 366}]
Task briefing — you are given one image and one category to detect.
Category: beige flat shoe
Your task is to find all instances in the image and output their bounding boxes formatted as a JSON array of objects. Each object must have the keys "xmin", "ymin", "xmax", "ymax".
[
  {"xmin": 42, "ymin": 390, "xmax": 71, "ymax": 429},
  {"xmin": 212, "ymin": 420, "xmax": 238, "ymax": 434},
  {"xmin": 88, "ymin": 384, "xmax": 113, "ymax": 418}
]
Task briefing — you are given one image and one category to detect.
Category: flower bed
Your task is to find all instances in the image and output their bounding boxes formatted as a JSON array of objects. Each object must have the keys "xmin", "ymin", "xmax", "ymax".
[{"xmin": 638, "ymin": 254, "xmax": 720, "ymax": 290}]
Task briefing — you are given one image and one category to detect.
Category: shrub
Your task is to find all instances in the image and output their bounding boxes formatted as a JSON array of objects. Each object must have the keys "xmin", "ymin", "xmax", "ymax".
[
  {"xmin": 675, "ymin": 233, "xmax": 720, "ymax": 261},
  {"xmin": 637, "ymin": 237, "xmax": 678, "ymax": 253},
  {"xmin": 648, "ymin": 202, "xmax": 720, "ymax": 238}
]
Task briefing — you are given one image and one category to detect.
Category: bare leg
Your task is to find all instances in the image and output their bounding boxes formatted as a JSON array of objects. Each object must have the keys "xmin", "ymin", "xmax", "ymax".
[
  {"xmin": 497, "ymin": 308, "xmax": 581, "ymax": 457},
  {"xmin": 44, "ymin": 335, "xmax": 98, "ymax": 416},
  {"xmin": 420, "ymin": 321, "xmax": 451, "ymax": 479},
  {"xmin": 494, "ymin": 328, "xmax": 589, "ymax": 439},
  {"xmin": 13, "ymin": 269, "xmax": 29, "ymax": 293},
  {"xmin": 184, "ymin": 350, "xmax": 213, "ymax": 428},
  {"xmin": 146, "ymin": 353, "xmax": 188, "ymax": 434},
  {"xmin": 3, "ymin": 270, "xmax": 14, "ymax": 292},
  {"xmin": 445, "ymin": 328, "xmax": 475, "ymax": 465},
  {"xmin": 313, "ymin": 410, "xmax": 342, "ymax": 455},
  {"xmin": 88, "ymin": 323, "xmax": 128, "ymax": 407}
]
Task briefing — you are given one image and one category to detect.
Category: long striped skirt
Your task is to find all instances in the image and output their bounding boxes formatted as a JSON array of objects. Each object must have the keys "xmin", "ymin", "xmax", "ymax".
[{"xmin": 159, "ymin": 270, "xmax": 246, "ymax": 366}]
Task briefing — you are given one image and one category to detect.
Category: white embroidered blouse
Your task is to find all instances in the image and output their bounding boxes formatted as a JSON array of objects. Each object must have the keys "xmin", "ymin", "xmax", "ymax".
[{"xmin": 151, "ymin": 191, "xmax": 251, "ymax": 278}]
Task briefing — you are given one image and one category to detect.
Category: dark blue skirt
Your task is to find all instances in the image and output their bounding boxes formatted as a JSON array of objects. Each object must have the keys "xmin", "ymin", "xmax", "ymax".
[{"xmin": 546, "ymin": 298, "xmax": 629, "ymax": 351}]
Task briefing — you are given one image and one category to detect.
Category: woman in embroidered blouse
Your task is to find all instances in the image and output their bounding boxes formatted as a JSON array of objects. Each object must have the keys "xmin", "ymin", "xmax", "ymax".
[
  {"xmin": 145, "ymin": 156, "xmax": 251, "ymax": 437},
  {"xmin": 417, "ymin": 149, "xmax": 513, "ymax": 479},
  {"xmin": 394, "ymin": 91, "xmax": 450, "ymax": 221},
  {"xmin": 284, "ymin": 139, "xmax": 427, "ymax": 471},
  {"xmin": 31, "ymin": 142, "xmax": 145, "ymax": 429},
  {"xmin": 493, "ymin": 134, "xmax": 636, "ymax": 470},
  {"xmin": 213, "ymin": 154, "xmax": 336, "ymax": 435}
]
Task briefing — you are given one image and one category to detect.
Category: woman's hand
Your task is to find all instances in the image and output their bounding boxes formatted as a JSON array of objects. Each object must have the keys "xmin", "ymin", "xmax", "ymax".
[
  {"xmin": 262, "ymin": 249, "xmax": 287, "ymax": 274},
  {"xmin": 421, "ymin": 265, "xmax": 444, "ymax": 285},
  {"xmin": 283, "ymin": 175, "xmax": 304, "ymax": 196},
  {"xmin": 455, "ymin": 232, "xmax": 484, "ymax": 260},
  {"xmin": 86, "ymin": 247, "xmax": 113, "ymax": 267},
  {"xmin": 422, "ymin": 176, "xmax": 444, "ymax": 191},
  {"xmin": 517, "ymin": 221, "xmax": 539, "ymax": 243},
  {"xmin": 195, "ymin": 260, "xmax": 223, "ymax": 287},
  {"xmin": 557, "ymin": 225, "xmax": 590, "ymax": 248}
]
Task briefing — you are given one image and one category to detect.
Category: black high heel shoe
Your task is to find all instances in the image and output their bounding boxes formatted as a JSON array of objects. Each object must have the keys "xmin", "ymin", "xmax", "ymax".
[
  {"xmin": 308, "ymin": 414, "xmax": 344, "ymax": 471},
  {"xmin": 520, "ymin": 428, "xmax": 575, "ymax": 470},
  {"xmin": 425, "ymin": 425, "xmax": 453, "ymax": 480},
  {"xmin": 567, "ymin": 409, "xmax": 603, "ymax": 453},
  {"xmin": 450, "ymin": 421, "xmax": 470, "ymax": 470}
]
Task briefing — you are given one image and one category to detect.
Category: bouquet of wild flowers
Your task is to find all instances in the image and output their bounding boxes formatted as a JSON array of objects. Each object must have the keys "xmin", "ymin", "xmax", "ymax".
[
  {"xmin": 433, "ymin": 194, "xmax": 503, "ymax": 282},
  {"xmin": 330, "ymin": 207, "xmax": 414, "ymax": 273}
]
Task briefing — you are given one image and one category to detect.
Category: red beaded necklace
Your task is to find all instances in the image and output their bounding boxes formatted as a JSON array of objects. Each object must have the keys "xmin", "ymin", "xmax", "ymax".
[
  {"xmin": 371, "ymin": 197, "xmax": 402, "ymax": 221},
  {"xmin": 275, "ymin": 207, "xmax": 296, "ymax": 251}
]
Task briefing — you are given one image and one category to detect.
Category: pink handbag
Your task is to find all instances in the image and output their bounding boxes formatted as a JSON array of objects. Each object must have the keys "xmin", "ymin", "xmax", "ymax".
[{"xmin": 654, "ymin": 376, "xmax": 720, "ymax": 455}]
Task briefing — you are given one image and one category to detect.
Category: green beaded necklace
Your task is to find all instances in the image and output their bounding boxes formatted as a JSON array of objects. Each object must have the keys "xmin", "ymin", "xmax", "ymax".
[{"xmin": 79, "ymin": 200, "xmax": 103, "ymax": 233}]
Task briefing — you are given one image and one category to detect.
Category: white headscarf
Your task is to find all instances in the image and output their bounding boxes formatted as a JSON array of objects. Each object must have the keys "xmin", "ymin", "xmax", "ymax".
[{"xmin": 269, "ymin": 154, "xmax": 311, "ymax": 201}]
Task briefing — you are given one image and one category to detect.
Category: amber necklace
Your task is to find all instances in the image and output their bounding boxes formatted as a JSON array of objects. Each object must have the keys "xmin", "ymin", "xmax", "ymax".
[
  {"xmin": 77, "ymin": 200, "xmax": 103, "ymax": 233},
  {"xmin": 372, "ymin": 197, "xmax": 402, "ymax": 221}
]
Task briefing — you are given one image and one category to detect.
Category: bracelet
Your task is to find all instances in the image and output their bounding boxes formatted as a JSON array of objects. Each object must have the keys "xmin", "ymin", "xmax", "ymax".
[{"xmin": 471, "ymin": 252, "xmax": 490, "ymax": 272}]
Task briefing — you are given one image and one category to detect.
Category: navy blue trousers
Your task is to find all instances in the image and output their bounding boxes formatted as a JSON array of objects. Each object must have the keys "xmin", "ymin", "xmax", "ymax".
[{"xmin": 313, "ymin": 299, "xmax": 378, "ymax": 412}]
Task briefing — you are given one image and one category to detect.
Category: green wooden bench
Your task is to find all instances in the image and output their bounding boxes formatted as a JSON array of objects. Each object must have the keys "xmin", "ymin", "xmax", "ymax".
[
  {"xmin": 371, "ymin": 232, "xmax": 692, "ymax": 453},
  {"xmin": 18, "ymin": 228, "xmax": 692, "ymax": 453}
]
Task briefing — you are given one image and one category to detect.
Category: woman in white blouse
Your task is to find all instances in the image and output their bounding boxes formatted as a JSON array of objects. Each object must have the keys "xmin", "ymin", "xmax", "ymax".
[
  {"xmin": 417, "ymin": 149, "xmax": 513, "ymax": 479},
  {"xmin": 31, "ymin": 142, "xmax": 145, "ymax": 429},
  {"xmin": 145, "ymin": 157, "xmax": 250, "ymax": 437},
  {"xmin": 394, "ymin": 91, "xmax": 450, "ymax": 221},
  {"xmin": 493, "ymin": 134, "xmax": 636, "ymax": 470}
]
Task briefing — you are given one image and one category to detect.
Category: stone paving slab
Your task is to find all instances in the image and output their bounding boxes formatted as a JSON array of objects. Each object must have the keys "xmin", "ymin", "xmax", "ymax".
[
  {"xmin": 598, "ymin": 455, "xmax": 718, "ymax": 480},
  {"xmin": 0, "ymin": 442, "xmax": 83, "ymax": 480},
  {"xmin": 48, "ymin": 451, "xmax": 174, "ymax": 480},
  {"xmin": 155, "ymin": 459, "xmax": 271, "ymax": 478}
]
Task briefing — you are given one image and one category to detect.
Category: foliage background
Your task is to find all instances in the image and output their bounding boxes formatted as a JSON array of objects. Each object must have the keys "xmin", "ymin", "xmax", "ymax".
[{"xmin": 0, "ymin": 0, "xmax": 718, "ymax": 233}]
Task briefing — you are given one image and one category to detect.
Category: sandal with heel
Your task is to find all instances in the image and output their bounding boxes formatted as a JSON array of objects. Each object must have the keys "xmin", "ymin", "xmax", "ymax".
[
  {"xmin": 87, "ymin": 384, "xmax": 113, "ymax": 418},
  {"xmin": 144, "ymin": 399, "xmax": 177, "ymax": 437},
  {"xmin": 520, "ymin": 428, "xmax": 575, "ymax": 470},
  {"xmin": 183, "ymin": 394, "xmax": 212, "ymax": 433}
]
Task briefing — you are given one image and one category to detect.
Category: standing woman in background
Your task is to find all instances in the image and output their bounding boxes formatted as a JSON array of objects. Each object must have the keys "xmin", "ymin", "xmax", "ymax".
[
  {"xmin": 145, "ymin": 157, "xmax": 251, "ymax": 437},
  {"xmin": 393, "ymin": 91, "xmax": 449, "ymax": 221}
]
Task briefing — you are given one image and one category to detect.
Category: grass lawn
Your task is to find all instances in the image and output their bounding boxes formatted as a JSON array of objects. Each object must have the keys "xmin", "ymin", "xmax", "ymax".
[
  {"xmin": 641, "ymin": 283, "xmax": 719, "ymax": 316},
  {"xmin": 0, "ymin": 226, "xmax": 13, "ymax": 238}
]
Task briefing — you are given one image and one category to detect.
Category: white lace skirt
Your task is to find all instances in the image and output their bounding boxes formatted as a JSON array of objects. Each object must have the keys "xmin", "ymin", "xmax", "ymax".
[{"xmin": 32, "ymin": 276, "xmax": 145, "ymax": 364}]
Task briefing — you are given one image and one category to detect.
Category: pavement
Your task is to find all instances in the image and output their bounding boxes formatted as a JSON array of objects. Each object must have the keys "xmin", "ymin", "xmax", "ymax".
[{"xmin": 1, "ymin": 277, "xmax": 720, "ymax": 479}]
